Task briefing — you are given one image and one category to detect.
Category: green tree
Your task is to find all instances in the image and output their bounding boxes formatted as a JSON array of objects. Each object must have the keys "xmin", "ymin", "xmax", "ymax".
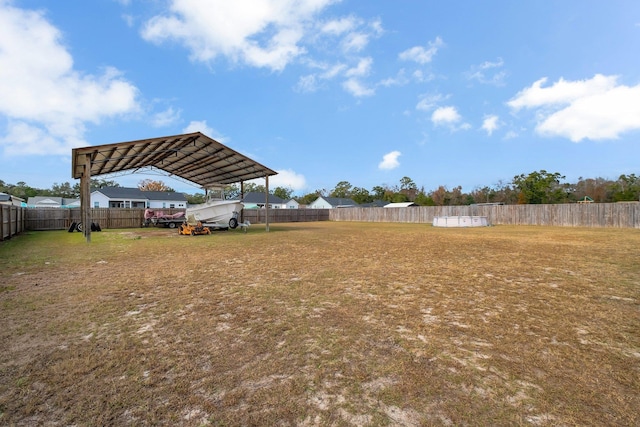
[
  {"xmin": 224, "ymin": 184, "xmax": 241, "ymax": 199},
  {"xmin": 10, "ymin": 181, "xmax": 38, "ymax": 200},
  {"xmin": 391, "ymin": 192, "xmax": 409, "ymax": 203},
  {"xmin": 371, "ymin": 185, "xmax": 387, "ymax": 200},
  {"xmin": 241, "ymin": 182, "xmax": 266, "ymax": 194},
  {"xmin": 611, "ymin": 174, "xmax": 640, "ymax": 202},
  {"xmin": 398, "ymin": 176, "xmax": 418, "ymax": 201},
  {"xmin": 186, "ymin": 193, "xmax": 206, "ymax": 204},
  {"xmin": 298, "ymin": 191, "xmax": 321, "ymax": 205},
  {"xmin": 273, "ymin": 186, "xmax": 293, "ymax": 200},
  {"xmin": 351, "ymin": 187, "xmax": 372, "ymax": 204},
  {"xmin": 414, "ymin": 191, "xmax": 435, "ymax": 206},
  {"xmin": 512, "ymin": 170, "xmax": 567, "ymax": 204},
  {"xmin": 51, "ymin": 182, "xmax": 76, "ymax": 198},
  {"xmin": 330, "ymin": 181, "xmax": 353, "ymax": 198}
]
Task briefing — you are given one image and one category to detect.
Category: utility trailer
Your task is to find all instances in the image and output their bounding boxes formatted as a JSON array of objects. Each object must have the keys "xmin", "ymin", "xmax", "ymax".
[{"xmin": 142, "ymin": 209, "xmax": 186, "ymax": 229}]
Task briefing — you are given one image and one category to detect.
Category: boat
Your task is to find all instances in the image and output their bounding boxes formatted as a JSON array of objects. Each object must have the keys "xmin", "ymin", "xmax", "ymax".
[{"xmin": 186, "ymin": 186, "xmax": 244, "ymax": 229}]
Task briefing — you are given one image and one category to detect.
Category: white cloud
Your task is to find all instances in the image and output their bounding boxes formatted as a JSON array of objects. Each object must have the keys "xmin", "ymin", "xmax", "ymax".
[
  {"xmin": 345, "ymin": 57, "xmax": 372, "ymax": 77},
  {"xmin": 342, "ymin": 78, "xmax": 374, "ymax": 97},
  {"xmin": 0, "ymin": 3, "xmax": 140, "ymax": 156},
  {"xmin": 122, "ymin": 14, "xmax": 135, "ymax": 28},
  {"xmin": 183, "ymin": 120, "xmax": 230, "ymax": 143},
  {"xmin": 341, "ymin": 31, "xmax": 369, "ymax": 52},
  {"xmin": 378, "ymin": 150, "xmax": 401, "ymax": 170},
  {"xmin": 508, "ymin": 74, "xmax": 640, "ymax": 141},
  {"xmin": 482, "ymin": 115, "xmax": 499, "ymax": 136},
  {"xmin": 466, "ymin": 57, "xmax": 506, "ymax": 85},
  {"xmin": 321, "ymin": 63, "xmax": 348, "ymax": 79},
  {"xmin": 321, "ymin": 17, "xmax": 356, "ymax": 35},
  {"xmin": 431, "ymin": 106, "xmax": 461, "ymax": 125},
  {"xmin": 398, "ymin": 37, "xmax": 443, "ymax": 64},
  {"xmin": 152, "ymin": 107, "xmax": 181, "ymax": 127},
  {"xmin": 416, "ymin": 93, "xmax": 447, "ymax": 112},
  {"xmin": 378, "ymin": 69, "xmax": 409, "ymax": 87},
  {"xmin": 141, "ymin": 0, "xmax": 338, "ymax": 71},
  {"xmin": 431, "ymin": 106, "xmax": 470, "ymax": 131},
  {"xmin": 295, "ymin": 74, "xmax": 320, "ymax": 93},
  {"xmin": 270, "ymin": 169, "xmax": 307, "ymax": 191}
]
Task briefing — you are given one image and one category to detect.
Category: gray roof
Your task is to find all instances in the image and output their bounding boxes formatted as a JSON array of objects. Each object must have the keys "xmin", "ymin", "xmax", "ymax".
[
  {"xmin": 322, "ymin": 197, "xmax": 358, "ymax": 207},
  {"xmin": 143, "ymin": 190, "xmax": 188, "ymax": 202},
  {"xmin": 360, "ymin": 200, "xmax": 389, "ymax": 207},
  {"xmin": 239, "ymin": 192, "xmax": 285, "ymax": 204},
  {"xmin": 95, "ymin": 187, "xmax": 187, "ymax": 201},
  {"xmin": 0, "ymin": 193, "xmax": 11, "ymax": 202},
  {"xmin": 96, "ymin": 187, "xmax": 147, "ymax": 199},
  {"xmin": 27, "ymin": 196, "xmax": 80, "ymax": 206}
]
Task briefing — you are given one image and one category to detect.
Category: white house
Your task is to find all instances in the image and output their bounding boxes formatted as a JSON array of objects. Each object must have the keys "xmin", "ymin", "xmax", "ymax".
[
  {"xmin": 308, "ymin": 196, "xmax": 358, "ymax": 209},
  {"xmin": 91, "ymin": 187, "xmax": 187, "ymax": 209},
  {"xmin": 239, "ymin": 192, "xmax": 288, "ymax": 209},
  {"xmin": 284, "ymin": 198, "xmax": 299, "ymax": 209}
]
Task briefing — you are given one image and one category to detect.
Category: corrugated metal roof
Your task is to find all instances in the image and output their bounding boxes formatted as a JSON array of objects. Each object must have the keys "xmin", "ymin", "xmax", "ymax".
[{"xmin": 72, "ymin": 132, "xmax": 277, "ymax": 187}]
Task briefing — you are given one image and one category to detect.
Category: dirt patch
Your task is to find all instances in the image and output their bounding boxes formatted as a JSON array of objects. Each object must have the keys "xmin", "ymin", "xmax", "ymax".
[{"xmin": 1, "ymin": 223, "xmax": 639, "ymax": 425}]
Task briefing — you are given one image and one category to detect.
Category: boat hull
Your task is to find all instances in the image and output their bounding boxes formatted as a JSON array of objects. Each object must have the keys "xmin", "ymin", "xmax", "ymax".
[{"xmin": 186, "ymin": 200, "xmax": 243, "ymax": 225}]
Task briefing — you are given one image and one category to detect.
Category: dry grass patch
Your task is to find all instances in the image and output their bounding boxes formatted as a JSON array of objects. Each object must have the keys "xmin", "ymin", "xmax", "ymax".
[{"xmin": 1, "ymin": 223, "xmax": 639, "ymax": 426}]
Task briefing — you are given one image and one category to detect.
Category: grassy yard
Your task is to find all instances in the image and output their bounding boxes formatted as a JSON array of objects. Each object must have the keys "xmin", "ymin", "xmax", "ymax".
[{"xmin": 1, "ymin": 222, "xmax": 638, "ymax": 426}]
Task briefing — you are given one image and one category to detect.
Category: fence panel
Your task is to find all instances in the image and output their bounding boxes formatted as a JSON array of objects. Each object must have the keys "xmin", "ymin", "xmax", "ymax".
[
  {"xmin": 330, "ymin": 203, "xmax": 640, "ymax": 228},
  {"xmin": 1, "ymin": 205, "xmax": 25, "ymax": 240},
  {"xmin": 242, "ymin": 209, "xmax": 330, "ymax": 224},
  {"xmin": 25, "ymin": 208, "xmax": 186, "ymax": 231}
]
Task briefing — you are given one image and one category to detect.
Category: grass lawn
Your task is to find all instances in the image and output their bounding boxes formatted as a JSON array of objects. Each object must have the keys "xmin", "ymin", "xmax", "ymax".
[{"xmin": 1, "ymin": 222, "xmax": 639, "ymax": 426}]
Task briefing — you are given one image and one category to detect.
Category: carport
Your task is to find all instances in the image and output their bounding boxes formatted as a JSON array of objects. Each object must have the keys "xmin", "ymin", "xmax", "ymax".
[{"xmin": 72, "ymin": 132, "xmax": 278, "ymax": 242}]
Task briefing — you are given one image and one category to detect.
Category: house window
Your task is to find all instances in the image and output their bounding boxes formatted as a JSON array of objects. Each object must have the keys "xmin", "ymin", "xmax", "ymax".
[
  {"xmin": 162, "ymin": 203, "xmax": 166, "ymax": 208},
  {"xmin": 170, "ymin": 204, "xmax": 175, "ymax": 209},
  {"xmin": 94, "ymin": 202, "xmax": 99, "ymax": 208}
]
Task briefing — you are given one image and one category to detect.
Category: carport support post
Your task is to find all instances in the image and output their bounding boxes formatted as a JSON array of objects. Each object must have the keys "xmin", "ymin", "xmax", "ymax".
[
  {"xmin": 81, "ymin": 153, "xmax": 92, "ymax": 243},
  {"xmin": 240, "ymin": 181, "xmax": 244, "ymax": 225},
  {"xmin": 265, "ymin": 175, "xmax": 270, "ymax": 232}
]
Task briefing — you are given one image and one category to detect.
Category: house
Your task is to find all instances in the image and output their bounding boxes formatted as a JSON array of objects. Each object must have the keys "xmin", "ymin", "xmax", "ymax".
[
  {"xmin": 0, "ymin": 193, "xmax": 26, "ymax": 207},
  {"xmin": 383, "ymin": 202, "xmax": 417, "ymax": 208},
  {"xmin": 284, "ymin": 199, "xmax": 299, "ymax": 209},
  {"xmin": 27, "ymin": 196, "xmax": 80, "ymax": 208},
  {"xmin": 91, "ymin": 187, "xmax": 187, "ymax": 209},
  {"xmin": 308, "ymin": 196, "xmax": 358, "ymax": 209},
  {"xmin": 239, "ymin": 192, "xmax": 286, "ymax": 209}
]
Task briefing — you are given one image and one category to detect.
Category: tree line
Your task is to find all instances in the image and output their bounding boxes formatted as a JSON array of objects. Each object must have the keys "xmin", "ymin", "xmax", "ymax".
[{"xmin": 2, "ymin": 171, "xmax": 638, "ymax": 206}]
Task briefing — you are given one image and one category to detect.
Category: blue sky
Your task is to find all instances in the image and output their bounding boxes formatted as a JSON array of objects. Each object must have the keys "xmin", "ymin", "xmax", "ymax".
[{"xmin": 1, "ymin": 0, "xmax": 639, "ymax": 195}]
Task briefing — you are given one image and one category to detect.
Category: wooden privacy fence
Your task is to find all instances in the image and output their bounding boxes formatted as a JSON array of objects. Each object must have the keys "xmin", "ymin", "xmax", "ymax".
[
  {"xmin": 15, "ymin": 203, "xmax": 640, "ymax": 233},
  {"xmin": 24, "ymin": 208, "xmax": 186, "ymax": 231},
  {"xmin": 23, "ymin": 208, "xmax": 329, "ymax": 231},
  {"xmin": 242, "ymin": 209, "xmax": 329, "ymax": 224},
  {"xmin": 1, "ymin": 205, "xmax": 25, "ymax": 240},
  {"xmin": 330, "ymin": 203, "xmax": 640, "ymax": 228}
]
